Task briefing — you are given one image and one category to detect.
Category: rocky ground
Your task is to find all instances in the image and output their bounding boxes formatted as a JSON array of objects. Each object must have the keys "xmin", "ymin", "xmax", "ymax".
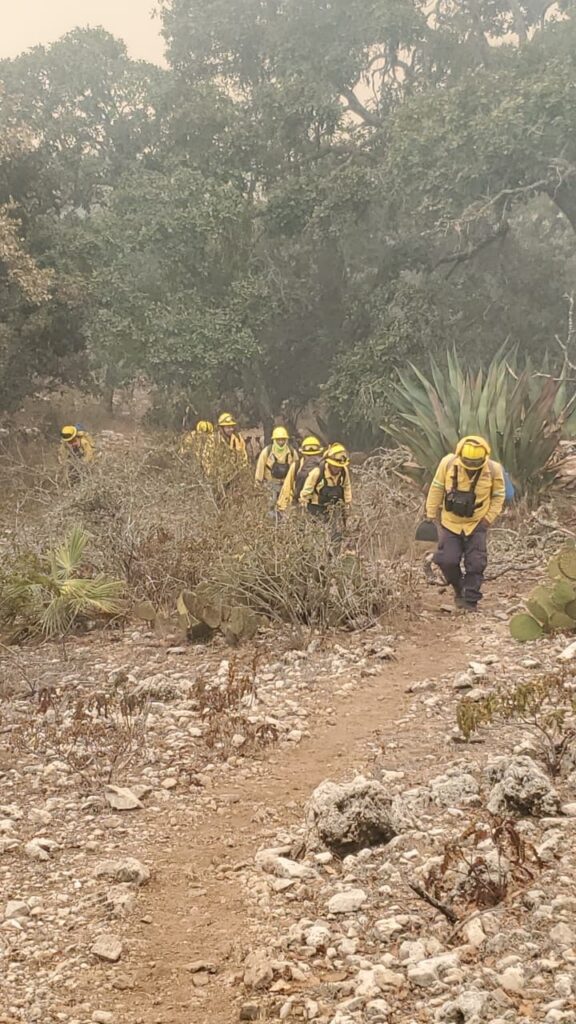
[{"xmin": 1, "ymin": 560, "xmax": 576, "ymax": 1024}]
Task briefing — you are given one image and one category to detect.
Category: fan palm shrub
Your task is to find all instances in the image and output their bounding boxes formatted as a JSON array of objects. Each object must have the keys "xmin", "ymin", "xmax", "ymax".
[
  {"xmin": 1, "ymin": 527, "xmax": 124, "ymax": 640},
  {"xmin": 384, "ymin": 349, "xmax": 576, "ymax": 499}
]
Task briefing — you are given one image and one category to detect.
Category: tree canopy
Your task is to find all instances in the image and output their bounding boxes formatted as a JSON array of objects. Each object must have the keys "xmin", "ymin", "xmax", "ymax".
[{"xmin": 1, "ymin": 3, "xmax": 575, "ymax": 440}]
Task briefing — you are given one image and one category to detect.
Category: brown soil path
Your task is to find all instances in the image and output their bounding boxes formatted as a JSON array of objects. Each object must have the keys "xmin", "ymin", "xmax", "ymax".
[{"xmin": 111, "ymin": 613, "xmax": 481, "ymax": 1024}]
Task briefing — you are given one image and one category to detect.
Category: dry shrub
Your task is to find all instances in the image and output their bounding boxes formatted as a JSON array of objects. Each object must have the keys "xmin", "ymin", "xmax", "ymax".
[
  {"xmin": 1, "ymin": 440, "xmax": 416, "ymax": 633},
  {"xmin": 9, "ymin": 685, "xmax": 150, "ymax": 788},
  {"xmin": 457, "ymin": 668, "xmax": 576, "ymax": 777},
  {"xmin": 194, "ymin": 654, "xmax": 278, "ymax": 754},
  {"xmin": 354, "ymin": 449, "xmax": 423, "ymax": 562},
  {"xmin": 422, "ymin": 814, "xmax": 541, "ymax": 913}
]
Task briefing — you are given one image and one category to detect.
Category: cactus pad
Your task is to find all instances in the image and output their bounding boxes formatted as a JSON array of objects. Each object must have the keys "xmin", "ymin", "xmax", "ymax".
[{"xmin": 509, "ymin": 613, "xmax": 544, "ymax": 643}]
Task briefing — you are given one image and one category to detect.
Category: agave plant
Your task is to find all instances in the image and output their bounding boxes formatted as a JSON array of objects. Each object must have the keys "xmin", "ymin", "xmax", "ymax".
[
  {"xmin": 385, "ymin": 349, "xmax": 576, "ymax": 498},
  {"xmin": 1, "ymin": 527, "xmax": 125, "ymax": 639}
]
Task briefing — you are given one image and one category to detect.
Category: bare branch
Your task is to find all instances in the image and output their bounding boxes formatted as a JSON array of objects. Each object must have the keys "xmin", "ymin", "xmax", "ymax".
[
  {"xmin": 339, "ymin": 85, "xmax": 382, "ymax": 128},
  {"xmin": 408, "ymin": 882, "xmax": 459, "ymax": 924},
  {"xmin": 434, "ymin": 220, "xmax": 510, "ymax": 276}
]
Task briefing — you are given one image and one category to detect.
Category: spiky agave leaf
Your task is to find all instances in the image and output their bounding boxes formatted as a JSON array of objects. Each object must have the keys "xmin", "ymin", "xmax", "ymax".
[{"xmin": 384, "ymin": 348, "xmax": 576, "ymax": 497}]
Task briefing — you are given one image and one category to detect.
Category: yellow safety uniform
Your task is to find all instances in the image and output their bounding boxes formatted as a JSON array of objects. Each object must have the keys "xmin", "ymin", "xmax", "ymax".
[
  {"xmin": 299, "ymin": 463, "xmax": 352, "ymax": 508},
  {"xmin": 220, "ymin": 430, "xmax": 248, "ymax": 463},
  {"xmin": 59, "ymin": 432, "xmax": 95, "ymax": 464},
  {"xmin": 426, "ymin": 436, "xmax": 505, "ymax": 535},
  {"xmin": 255, "ymin": 442, "xmax": 297, "ymax": 484}
]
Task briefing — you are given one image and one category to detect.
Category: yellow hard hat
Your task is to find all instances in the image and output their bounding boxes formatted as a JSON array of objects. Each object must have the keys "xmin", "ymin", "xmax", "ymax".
[
  {"xmin": 460, "ymin": 437, "xmax": 489, "ymax": 470},
  {"xmin": 61, "ymin": 425, "xmax": 78, "ymax": 442},
  {"xmin": 218, "ymin": 412, "xmax": 237, "ymax": 427},
  {"xmin": 272, "ymin": 426, "xmax": 289, "ymax": 441},
  {"xmin": 300, "ymin": 435, "xmax": 323, "ymax": 455},
  {"xmin": 196, "ymin": 420, "xmax": 214, "ymax": 433},
  {"xmin": 326, "ymin": 443, "xmax": 350, "ymax": 468}
]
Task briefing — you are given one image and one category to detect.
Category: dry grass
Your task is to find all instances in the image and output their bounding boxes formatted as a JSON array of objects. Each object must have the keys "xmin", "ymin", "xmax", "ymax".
[{"xmin": 1, "ymin": 437, "xmax": 419, "ymax": 636}]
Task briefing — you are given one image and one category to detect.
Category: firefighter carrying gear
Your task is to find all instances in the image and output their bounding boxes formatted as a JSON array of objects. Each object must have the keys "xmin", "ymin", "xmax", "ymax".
[
  {"xmin": 180, "ymin": 421, "xmax": 216, "ymax": 474},
  {"xmin": 299, "ymin": 445, "xmax": 352, "ymax": 513},
  {"xmin": 180, "ymin": 420, "xmax": 214, "ymax": 454},
  {"xmin": 59, "ymin": 424, "xmax": 95, "ymax": 464},
  {"xmin": 425, "ymin": 435, "xmax": 506, "ymax": 609},
  {"xmin": 255, "ymin": 428, "xmax": 297, "ymax": 485},
  {"xmin": 217, "ymin": 412, "xmax": 247, "ymax": 462},
  {"xmin": 425, "ymin": 435, "xmax": 505, "ymax": 537},
  {"xmin": 277, "ymin": 436, "xmax": 325, "ymax": 511}
]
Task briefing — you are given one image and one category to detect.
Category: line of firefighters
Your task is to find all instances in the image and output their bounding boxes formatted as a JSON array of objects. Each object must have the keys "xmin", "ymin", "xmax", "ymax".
[
  {"xmin": 180, "ymin": 413, "xmax": 352, "ymax": 516},
  {"xmin": 59, "ymin": 419, "xmax": 506, "ymax": 608},
  {"xmin": 59, "ymin": 414, "xmax": 352, "ymax": 518}
]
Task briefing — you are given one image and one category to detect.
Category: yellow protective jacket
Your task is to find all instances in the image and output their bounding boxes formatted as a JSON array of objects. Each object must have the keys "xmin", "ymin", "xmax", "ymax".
[
  {"xmin": 299, "ymin": 463, "xmax": 352, "ymax": 508},
  {"xmin": 425, "ymin": 436, "xmax": 506, "ymax": 535},
  {"xmin": 277, "ymin": 454, "xmax": 323, "ymax": 510},
  {"xmin": 59, "ymin": 432, "xmax": 95, "ymax": 464},
  {"xmin": 180, "ymin": 431, "xmax": 215, "ymax": 474},
  {"xmin": 219, "ymin": 430, "xmax": 248, "ymax": 463},
  {"xmin": 255, "ymin": 442, "xmax": 297, "ymax": 485}
]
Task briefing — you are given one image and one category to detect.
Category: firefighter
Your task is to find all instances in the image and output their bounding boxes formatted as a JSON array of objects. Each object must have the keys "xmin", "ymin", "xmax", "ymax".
[
  {"xmin": 425, "ymin": 435, "xmax": 506, "ymax": 610},
  {"xmin": 59, "ymin": 424, "xmax": 95, "ymax": 467},
  {"xmin": 255, "ymin": 425, "xmax": 297, "ymax": 484},
  {"xmin": 277, "ymin": 435, "xmax": 325, "ymax": 511},
  {"xmin": 180, "ymin": 420, "xmax": 215, "ymax": 475},
  {"xmin": 217, "ymin": 412, "xmax": 247, "ymax": 462},
  {"xmin": 299, "ymin": 443, "xmax": 352, "ymax": 519}
]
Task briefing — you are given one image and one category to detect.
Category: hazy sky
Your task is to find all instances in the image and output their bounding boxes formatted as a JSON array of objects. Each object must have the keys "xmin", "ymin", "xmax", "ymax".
[{"xmin": 0, "ymin": 0, "xmax": 166, "ymax": 65}]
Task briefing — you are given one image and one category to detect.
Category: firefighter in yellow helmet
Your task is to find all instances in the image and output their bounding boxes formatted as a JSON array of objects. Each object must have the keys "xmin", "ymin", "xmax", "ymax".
[
  {"xmin": 255, "ymin": 426, "xmax": 297, "ymax": 501},
  {"xmin": 180, "ymin": 419, "xmax": 215, "ymax": 474},
  {"xmin": 277, "ymin": 435, "xmax": 325, "ymax": 512},
  {"xmin": 180, "ymin": 419, "xmax": 213, "ymax": 451},
  {"xmin": 299, "ymin": 443, "xmax": 352, "ymax": 519},
  {"xmin": 59, "ymin": 425, "xmax": 95, "ymax": 474},
  {"xmin": 425, "ymin": 435, "xmax": 506, "ymax": 610},
  {"xmin": 217, "ymin": 412, "xmax": 247, "ymax": 463}
]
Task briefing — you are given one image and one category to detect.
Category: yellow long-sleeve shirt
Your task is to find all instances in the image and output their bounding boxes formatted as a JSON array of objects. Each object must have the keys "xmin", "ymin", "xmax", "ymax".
[
  {"xmin": 180, "ymin": 431, "xmax": 215, "ymax": 474},
  {"xmin": 219, "ymin": 430, "xmax": 248, "ymax": 463},
  {"xmin": 255, "ymin": 443, "xmax": 297, "ymax": 484},
  {"xmin": 426, "ymin": 454, "xmax": 505, "ymax": 535},
  {"xmin": 59, "ymin": 432, "xmax": 95, "ymax": 464},
  {"xmin": 299, "ymin": 464, "xmax": 352, "ymax": 508}
]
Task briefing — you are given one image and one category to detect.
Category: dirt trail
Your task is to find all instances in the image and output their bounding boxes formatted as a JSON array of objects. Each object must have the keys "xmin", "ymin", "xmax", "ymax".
[{"xmin": 112, "ymin": 615, "xmax": 479, "ymax": 1024}]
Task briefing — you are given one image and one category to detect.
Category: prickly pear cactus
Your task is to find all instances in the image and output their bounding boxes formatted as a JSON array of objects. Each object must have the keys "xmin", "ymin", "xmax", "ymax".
[{"xmin": 510, "ymin": 540, "xmax": 576, "ymax": 641}]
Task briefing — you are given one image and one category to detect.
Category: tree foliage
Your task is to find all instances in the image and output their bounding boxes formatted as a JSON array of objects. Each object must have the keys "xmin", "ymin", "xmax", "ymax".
[{"xmin": 0, "ymin": 5, "xmax": 575, "ymax": 438}]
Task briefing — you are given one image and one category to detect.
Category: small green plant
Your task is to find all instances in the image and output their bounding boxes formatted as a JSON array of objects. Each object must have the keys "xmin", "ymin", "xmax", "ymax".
[
  {"xmin": 457, "ymin": 670, "xmax": 576, "ymax": 776},
  {"xmin": 510, "ymin": 541, "xmax": 576, "ymax": 641},
  {"xmin": 0, "ymin": 527, "xmax": 125, "ymax": 641}
]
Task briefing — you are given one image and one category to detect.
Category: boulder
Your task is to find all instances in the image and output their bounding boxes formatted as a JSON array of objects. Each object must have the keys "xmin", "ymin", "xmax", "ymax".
[
  {"xmin": 429, "ymin": 771, "xmax": 480, "ymax": 807},
  {"xmin": 486, "ymin": 756, "xmax": 560, "ymax": 818},
  {"xmin": 306, "ymin": 776, "xmax": 404, "ymax": 855}
]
